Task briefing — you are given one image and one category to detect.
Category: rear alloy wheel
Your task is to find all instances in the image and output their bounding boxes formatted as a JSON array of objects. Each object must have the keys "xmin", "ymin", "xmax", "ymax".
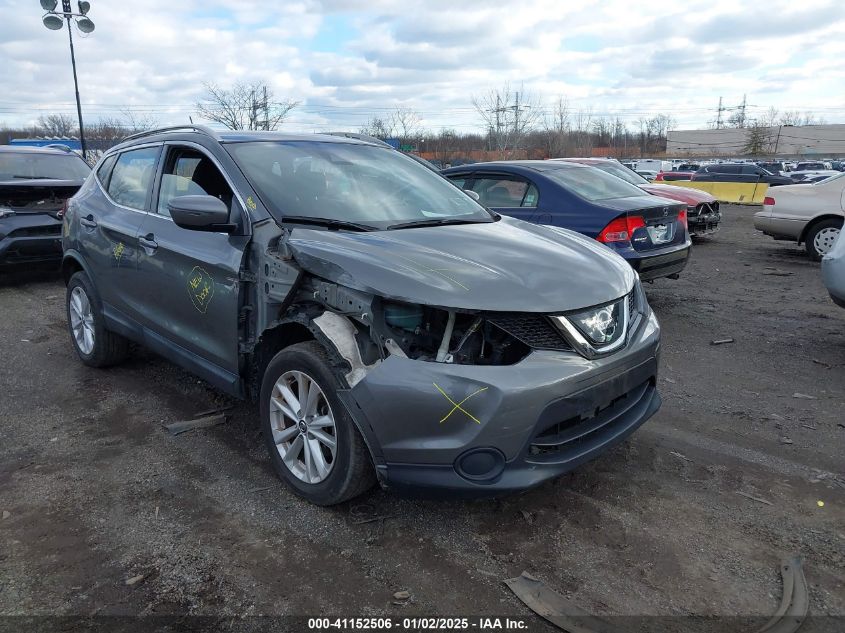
[
  {"xmin": 66, "ymin": 271, "xmax": 128, "ymax": 367},
  {"xmin": 260, "ymin": 341, "xmax": 375, "ymax": 505},
  {"xmin": 69, "ymin": 286, "xmax": 95, "ymax": 355},
  {"xmin": 805, "ymin": 219, "xmax": 842, "ymax": 261}
]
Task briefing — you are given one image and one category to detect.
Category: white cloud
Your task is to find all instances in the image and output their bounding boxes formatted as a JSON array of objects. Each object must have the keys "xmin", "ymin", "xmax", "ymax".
[{"xmin": 1, "ymin": 0, "xmax": 843, "ymax": 133}]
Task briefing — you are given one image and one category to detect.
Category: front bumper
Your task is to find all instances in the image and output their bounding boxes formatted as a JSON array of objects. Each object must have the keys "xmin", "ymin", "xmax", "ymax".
[
  {"xmin": 0, "ymin": 217, "xmax": 63, "ymax": 269},
  {"xmin": 688, "ymin": 204, "xmax": 721, "ymax": 236},
  {"xmin": 346, "ymin": 309, "xmax": 661, "ymax": 497}
]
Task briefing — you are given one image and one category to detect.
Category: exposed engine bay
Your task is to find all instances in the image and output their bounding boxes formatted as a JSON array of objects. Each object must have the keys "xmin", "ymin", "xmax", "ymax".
[{"xmin": 303, "ymin": 278, "xmax": 566, "ymax": 368}]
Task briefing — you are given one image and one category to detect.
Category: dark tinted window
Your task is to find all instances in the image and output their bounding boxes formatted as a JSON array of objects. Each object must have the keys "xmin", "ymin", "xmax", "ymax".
[
  {"xmin": 157, "ymin": 148, "xmax": 233, "ymax": 218},
  {"xmin": 107, "ymin": 146, "xmax": 160, "ymax": 210},
  {"xmin": 96, "ymin": 154, "xmax": 117, "ymax": 188},
  {"xmin": 741, "ymin": 165, "xmax": 761, "ymax": 175},
  {"xmin": 0, "ymin": 151, "xmax": 90, "ymax": 181},
  {"xmin": 711, "ymin": 165, "xmax": 740, "ymax": 174}
]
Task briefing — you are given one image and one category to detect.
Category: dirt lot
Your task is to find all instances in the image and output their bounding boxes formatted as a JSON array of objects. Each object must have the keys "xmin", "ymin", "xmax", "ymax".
[{"xmin": 1, "ymin": 204, "xmax": 843, "ymax": 631}]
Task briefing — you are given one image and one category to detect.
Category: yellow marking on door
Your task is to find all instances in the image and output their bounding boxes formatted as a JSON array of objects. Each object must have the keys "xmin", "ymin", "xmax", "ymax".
[{"xmin": 433, "ymin": 382, "xmax": 488, "ymax": 424}]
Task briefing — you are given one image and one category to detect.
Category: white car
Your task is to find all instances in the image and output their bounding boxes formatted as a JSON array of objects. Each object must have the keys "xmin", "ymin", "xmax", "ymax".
[
  {"xmin": 754, "ymin": 172, "xmax": 845, "ymax": 260},
  {"xmin": 822, "ymin": 230, "xmax": 845, "ymax": 308}
]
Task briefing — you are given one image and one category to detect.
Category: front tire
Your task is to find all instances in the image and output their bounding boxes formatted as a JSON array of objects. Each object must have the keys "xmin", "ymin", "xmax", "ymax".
[
  {"xmin": 260, "ymin": 341, "xmax": 375, "ymax": 505},
  {"xmin": 66, "ymin": 271, "xmax": 128, "ymax": 367},
  {"xmin": 805, "ymin": 218, "xmax": 842, "ymax": 261}
]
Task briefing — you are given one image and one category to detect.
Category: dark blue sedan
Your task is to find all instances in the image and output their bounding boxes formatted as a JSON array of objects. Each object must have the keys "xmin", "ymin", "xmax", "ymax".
[{"xmin": 442, "ymin": 161, "xmax": 691, "ymax": 281}]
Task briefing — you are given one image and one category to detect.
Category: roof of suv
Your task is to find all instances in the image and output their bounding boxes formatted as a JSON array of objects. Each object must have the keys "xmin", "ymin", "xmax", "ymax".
[
  {"xmin": 109, "ymin": 125, "xmax": 387, "ymax": 155},
  {"xmin": 0, "ymin": 145, "xmax": 80, "ymax": 155}
]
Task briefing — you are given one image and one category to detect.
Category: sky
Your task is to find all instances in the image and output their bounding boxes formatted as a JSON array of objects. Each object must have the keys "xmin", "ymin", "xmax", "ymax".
[{"xmin": 1, "ymin": 0, "xmax": 844, "ymax": 134}]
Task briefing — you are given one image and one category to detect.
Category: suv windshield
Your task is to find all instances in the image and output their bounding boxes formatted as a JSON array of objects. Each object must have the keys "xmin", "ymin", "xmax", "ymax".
[
  {"xmin": 545, "ymin": 165, "xmax": 646, "ymax": 201},
  {"xmin": 227, "ymin": 141, "xmax": 491, "ymax": 230},
  {"xmin": 0, "ymin": 152, "xmax": 91, "ymax": 181},
  {"xmin": 592, "ymin": 162, "xmax": 647, "ymax": 186}
]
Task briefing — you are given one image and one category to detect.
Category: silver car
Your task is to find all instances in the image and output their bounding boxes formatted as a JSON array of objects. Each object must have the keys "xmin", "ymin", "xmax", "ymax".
[{"xmin": 822, "ymin": 231, "xmax": 845, "ymax": 308}]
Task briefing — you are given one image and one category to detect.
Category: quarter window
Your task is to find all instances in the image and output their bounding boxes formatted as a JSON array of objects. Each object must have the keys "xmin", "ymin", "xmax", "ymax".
[
  {"xmin": 157, "ymin": 148, "xmax": 233, "ymax": 218},
  {"xmin": 96, "ymin": 154, "xmax": 117, "ymax": 188},
  {"xmin": 107, "ymin": 147, "xmax": 160, "ymax": 211},
  {"xmin": 470, "ymin": 177, "xmax": 537, "ymax": 207}
]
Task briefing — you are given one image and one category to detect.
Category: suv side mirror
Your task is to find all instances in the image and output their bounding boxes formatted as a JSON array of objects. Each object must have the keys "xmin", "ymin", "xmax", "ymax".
[{"xmin": 168, "ymin": 195, "xmax": 235, "ymax": 233}]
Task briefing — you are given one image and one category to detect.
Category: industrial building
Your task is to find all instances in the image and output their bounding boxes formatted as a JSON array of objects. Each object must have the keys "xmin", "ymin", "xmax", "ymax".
[{"xmin": 666, "ymin": 124, "xmax": 845, "ymax": 157}]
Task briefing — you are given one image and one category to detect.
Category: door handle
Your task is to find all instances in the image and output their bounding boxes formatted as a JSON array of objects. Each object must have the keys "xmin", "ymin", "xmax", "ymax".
[
  {"xmin": 80, "ymin": 215, "xmax": 97, "ymax": 228},
  {"xmin": 139, "ymin": 234, "xmax": 158, "ymax": 252}
]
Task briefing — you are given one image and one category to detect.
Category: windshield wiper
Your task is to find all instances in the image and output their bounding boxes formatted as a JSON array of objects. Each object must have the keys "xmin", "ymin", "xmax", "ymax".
[
  {"xmin": 280, "ymin": 215, "xmax": 377, "ymax": 232},
  {"xmin": 387, "ymin": 217, "xmax": 491, "ymax": 230}
]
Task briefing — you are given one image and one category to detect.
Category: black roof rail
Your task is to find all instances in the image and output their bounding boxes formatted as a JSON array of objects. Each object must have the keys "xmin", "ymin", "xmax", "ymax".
[
  {"xmin": 122, "ymin": 125, "xmax": 218, "ymax": 143},
  {"xmin": 323, "ymin": 131, "xmax": 393, "ymax": 148},
  {"xmin": 44, "ymin": 143, "xmax": 74, "ymax": 152}
]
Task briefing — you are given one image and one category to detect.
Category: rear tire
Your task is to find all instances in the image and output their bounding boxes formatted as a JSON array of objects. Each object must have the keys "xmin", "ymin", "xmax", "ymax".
[
  {"xmin": 260, "ymin": 341, "xmax": 375, "ymax": 505},
  {"xmin": 66, "ymin": 271, "xmax": 128, "ymax": 367},
  {"xmin": 805, "ymin": 218, "xmax": 842, "ymax": 261}
]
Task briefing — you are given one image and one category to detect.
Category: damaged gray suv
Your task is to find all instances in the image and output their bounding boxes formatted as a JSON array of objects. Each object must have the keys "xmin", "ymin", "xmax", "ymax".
[{"xmin": 62, "ymin": 126, "xmax": 661, "ymax": 505}]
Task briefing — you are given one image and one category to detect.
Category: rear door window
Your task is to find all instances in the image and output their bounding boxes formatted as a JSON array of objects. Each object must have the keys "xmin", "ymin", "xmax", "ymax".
[
  {"xmin": 107, "ymin": 147, "xmax": 161, "ymax": 211},
  {"xmin": 470, "ymin": 176, "xmax": 538, "ymax": 207}
]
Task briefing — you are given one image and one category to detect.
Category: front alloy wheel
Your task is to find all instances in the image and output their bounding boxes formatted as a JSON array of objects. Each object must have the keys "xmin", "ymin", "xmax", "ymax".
[
  {"xmin": 269, "ymin": 370, "xmax": 338, "ymax": 484},
  {"xmin": 259, "ymin": 341, "xmax": 375, "ymax": 505}
]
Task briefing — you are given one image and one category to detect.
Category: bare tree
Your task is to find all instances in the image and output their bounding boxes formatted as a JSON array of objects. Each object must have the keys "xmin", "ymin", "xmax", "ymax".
[
  {"xmin": 390, "ymin": 107, "xmax": 423, "ymax": 148},
  {"xmin": 541, "ymin": 96, "xmax": 570, "ymax": 158},
  {"xmin": 359, "ymin": 116, "xmax": 393, "ymax": 139},
  {"xmin": 196, "ymin": 81, "xmax": 299, "ymax": 130},
  {"xmin": 37, "ymin": 114, "xmax": 77, "ymax": 137},
  {"xmin": 472, "ymin": 83, "xmax": 541, "ymax": 157},
  {"xmin": 573, "ymin": 108, "xmax": 594, "ymax": 155}
]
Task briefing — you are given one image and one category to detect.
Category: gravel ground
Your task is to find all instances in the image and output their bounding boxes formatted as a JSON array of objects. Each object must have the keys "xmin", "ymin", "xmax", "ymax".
[{"xmin": 1, "ymin": 204, "xmax": 843, "ymax": 631}]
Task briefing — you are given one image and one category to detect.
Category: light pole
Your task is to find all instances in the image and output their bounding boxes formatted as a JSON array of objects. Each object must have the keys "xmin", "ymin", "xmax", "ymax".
[{"xmin": 40, "ymin": 0, "xmax": 95, "ymax": 162}]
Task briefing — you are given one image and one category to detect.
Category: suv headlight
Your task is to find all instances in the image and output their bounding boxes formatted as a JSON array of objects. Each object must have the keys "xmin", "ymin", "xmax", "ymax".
[{"xmin": 551, "ymin": 293, "xmax": 630, "ymax": 358}]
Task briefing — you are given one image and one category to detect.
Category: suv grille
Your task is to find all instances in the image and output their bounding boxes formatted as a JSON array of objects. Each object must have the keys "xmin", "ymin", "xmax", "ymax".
[
  {"xmin": 528, "ymin": 380, "xmax": 653, "ymax": 462},
  {"xmin": 8, "ymin": 225, "xmax": 62, "ymax": 238},
  {"xmin": 487, "ymin": 314, "xmax": 571, "ymax": 351}
]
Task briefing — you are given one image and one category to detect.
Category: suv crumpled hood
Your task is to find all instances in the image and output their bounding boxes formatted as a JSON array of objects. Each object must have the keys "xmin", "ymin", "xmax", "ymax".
[
  {"xmin": 286, "ymin": 216, "xmax": 636, "ymax": 312},
  {"xmin": 640, "ymin": 183, "xmax": 716, "ymax": 205}
]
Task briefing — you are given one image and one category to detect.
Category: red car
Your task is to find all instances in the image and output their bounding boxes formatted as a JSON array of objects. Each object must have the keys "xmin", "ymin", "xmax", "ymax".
[
  {"xmin": 555, "ymin": 158, "xmax": 721, "ymax": 236},
  {"xmin": 655, "ymin": 163, "xmax": 699, "ymax": 182}
]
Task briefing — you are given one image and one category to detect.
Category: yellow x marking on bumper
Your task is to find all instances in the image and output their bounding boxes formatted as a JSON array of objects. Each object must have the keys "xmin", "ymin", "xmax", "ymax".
[{"xmin": 433, "ymin": 382, "xmax": 489, "ymax": 425}]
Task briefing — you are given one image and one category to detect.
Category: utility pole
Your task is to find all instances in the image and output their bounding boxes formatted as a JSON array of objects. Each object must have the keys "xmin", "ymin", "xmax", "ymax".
[
  {"xmin": 738, "ymin": 94, "xmax": 747, "ymax": 128},
  {"xmin": 41, "ymin": 0, "xmax": 96, "ymax": 162},
  {"xmin": 263, "ymin": 85, "xmax": 269, "ymax": 131},
  {"xmin": 715, "ymin": 96, "xmax": 724, "ymax": 129}
]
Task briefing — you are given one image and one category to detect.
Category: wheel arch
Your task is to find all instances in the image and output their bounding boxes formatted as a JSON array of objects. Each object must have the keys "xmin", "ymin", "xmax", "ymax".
[
  {"xmin": 61, "ymin": 250, "xmax": 92, "ymax": 286},
  {"xmin": 798, "ymin": 214, "xmax": 844, "ymax": 245}
]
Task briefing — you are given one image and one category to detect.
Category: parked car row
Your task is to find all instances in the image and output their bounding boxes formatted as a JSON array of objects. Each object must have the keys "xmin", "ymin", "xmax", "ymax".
[{"xmin": 5, "ymin": 131, "xmax": 839, "ymax": 507}]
